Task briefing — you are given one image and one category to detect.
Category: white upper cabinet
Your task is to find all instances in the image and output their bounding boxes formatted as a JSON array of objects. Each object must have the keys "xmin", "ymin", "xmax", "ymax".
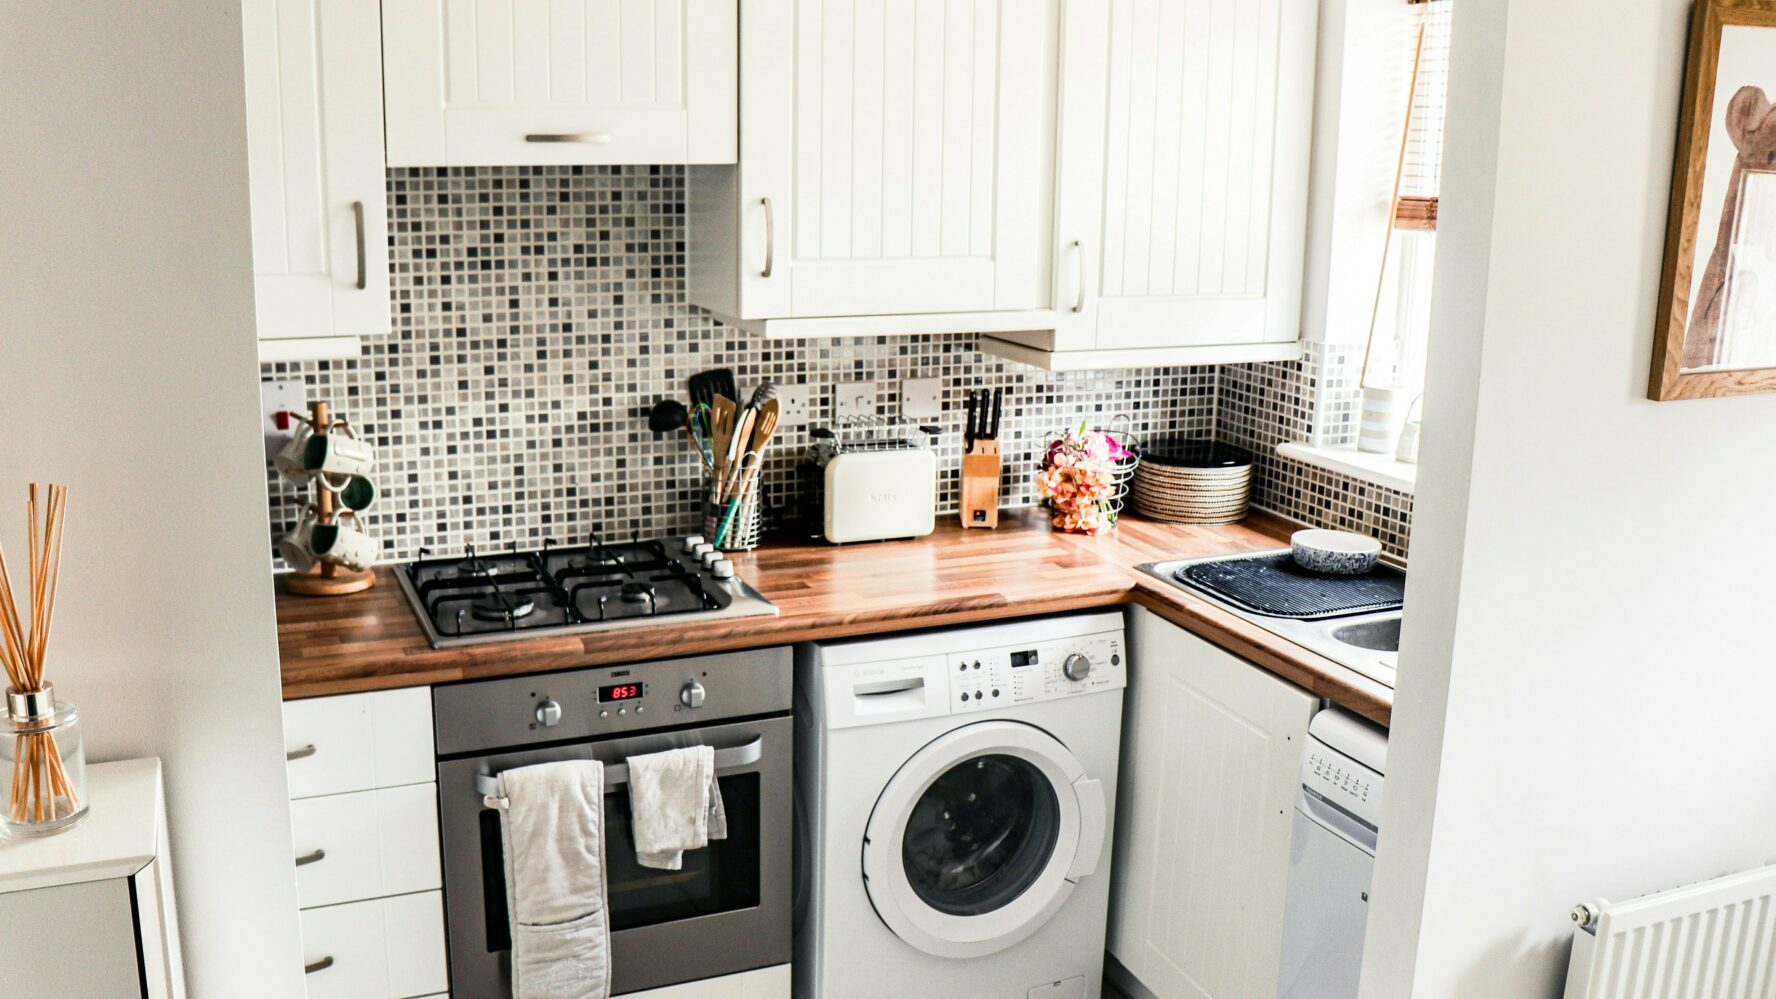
[
  {"xmin": 382, "ymin": 0, "xmax": 738, "ymax": 167},
  {"xmin": 243, "ymin": 0, "xmax": 392, "ymax": 361},
  {"xmin": 989, "ymin": 0, "xmax": 1319, "ymax": 368},
  {"xmin": 687, "ymin": 0, "xmax": 1060, "ymax": 337}
]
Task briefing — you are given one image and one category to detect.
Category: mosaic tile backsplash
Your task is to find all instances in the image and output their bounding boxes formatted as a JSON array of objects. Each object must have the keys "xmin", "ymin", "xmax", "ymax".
[
  {"xmin": 263, "ymin": 167, "xmax": 1219, "ymax": 561},
  {"xmin": 1217, "ymin": 342, "xmax": 1416, "ymax": 557},
  {"xmin": 263, "ymin": 166, "xmax": 1414, "ymax": 563}
]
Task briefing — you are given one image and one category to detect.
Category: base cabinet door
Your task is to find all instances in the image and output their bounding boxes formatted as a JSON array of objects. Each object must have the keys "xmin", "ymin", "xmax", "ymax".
[
  {"xmin": 1109, "ymin": 607, "xmax": 1317, "ymax": 998},
  {"xmin": 1047, "ymin": 0, "xmax": 1318, "ymax": 356}
]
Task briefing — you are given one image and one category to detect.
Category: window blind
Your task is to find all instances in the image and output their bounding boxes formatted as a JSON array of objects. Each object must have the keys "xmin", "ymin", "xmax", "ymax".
[{"xmin": 1397, "ymin": 0, "xmax": 1453, "ymax": 231}]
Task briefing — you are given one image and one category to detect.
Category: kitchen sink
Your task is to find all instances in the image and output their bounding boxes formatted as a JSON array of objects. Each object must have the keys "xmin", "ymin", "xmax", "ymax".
[
  {"xmin": 1140, "ymin": 554, "xmax": 1403, "ymax": 688},
  {"xmin": 1329, "ymin": 615, "xmax": 1402, "ymax": 653}
]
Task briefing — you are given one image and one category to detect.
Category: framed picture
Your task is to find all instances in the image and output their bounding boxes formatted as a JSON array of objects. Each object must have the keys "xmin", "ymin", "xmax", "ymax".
[{"xmin": 1651, "ymin": 0, "xmax": 1776, "ymax": 400}]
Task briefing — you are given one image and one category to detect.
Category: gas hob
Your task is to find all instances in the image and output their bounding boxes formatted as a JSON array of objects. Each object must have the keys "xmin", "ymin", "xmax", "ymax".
[{"xmin": 395, "ymin": 534, "xmax": 777, "ymax": 649}]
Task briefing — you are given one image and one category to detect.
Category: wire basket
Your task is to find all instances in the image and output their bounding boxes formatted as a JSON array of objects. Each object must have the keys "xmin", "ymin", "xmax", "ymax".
[
  {"xmin": 705, "ymin": 466, "xmax": 763, "ymax": 551},
  {"xmin": 1102, "ymin": 415, "xmax": 1143, "ymax": 517}
]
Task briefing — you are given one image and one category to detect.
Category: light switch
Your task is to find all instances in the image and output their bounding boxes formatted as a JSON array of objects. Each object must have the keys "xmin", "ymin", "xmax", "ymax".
[
  {"xmin": 901, "ymin": 378, "xmax": 942, "ymax": 420},
  {"xmin": 834, "ymin": 380, "xmax": 879, "ymax": 420}
]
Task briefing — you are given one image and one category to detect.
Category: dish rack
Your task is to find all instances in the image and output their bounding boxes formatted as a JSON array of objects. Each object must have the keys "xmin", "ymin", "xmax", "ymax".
[
  {"xmin": 798, "ymin": 417, "xmax": 941, "ymax": 542},
  {"xmin": 807, "ymin": 415, "xmax": 940, "ymax": 465}
]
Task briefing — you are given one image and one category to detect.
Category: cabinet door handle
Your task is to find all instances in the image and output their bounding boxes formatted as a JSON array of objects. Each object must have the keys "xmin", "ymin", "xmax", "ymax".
[
  {"xmin": 351, "ymin": 201, "xmax": 366, "ymax": 291},
  {"xmin": 304, "ymin": 957, "xmax": 334, "ymax": 975},
  {"xmin": 1071, "ymin": 240, "xmax": 1086, "ymax": 313},
  {"xmin": 286, "ymin": 744, "xmax": 316, "ymax": 762},
  {"xmin": 294, "ymin": 848, "xmax": 326, "ymax": 867},
  {"xmin": 760, "ymin": 197, "xmax": 776, "ymax": 279},
  {"xmin": 525, "ymin": 132, "xmax": 612, "ymax": 144}
]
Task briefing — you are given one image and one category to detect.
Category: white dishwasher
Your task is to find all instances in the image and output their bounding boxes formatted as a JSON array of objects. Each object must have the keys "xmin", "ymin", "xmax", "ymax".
[{"xmin": 1276, "ymin": 708, "xmax": 1388, "ymax": 999}]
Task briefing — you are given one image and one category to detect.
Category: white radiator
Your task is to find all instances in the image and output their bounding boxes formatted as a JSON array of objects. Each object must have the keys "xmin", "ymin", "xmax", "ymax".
[{"xmin": 1564, "ymin": 864, "xmax": 1776, "ymax": 998}]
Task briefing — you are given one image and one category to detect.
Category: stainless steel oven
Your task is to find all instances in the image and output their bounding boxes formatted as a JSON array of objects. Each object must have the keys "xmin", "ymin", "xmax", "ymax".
[{"xmin": 434, "ymin": 647, "xmax": 793, "ymax": 997}]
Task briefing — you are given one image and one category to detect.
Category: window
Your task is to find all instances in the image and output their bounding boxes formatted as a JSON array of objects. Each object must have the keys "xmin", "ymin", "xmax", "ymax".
[{"xmin": 1364, "ymin": 0, "xmax": 1454, "ymax": 395}]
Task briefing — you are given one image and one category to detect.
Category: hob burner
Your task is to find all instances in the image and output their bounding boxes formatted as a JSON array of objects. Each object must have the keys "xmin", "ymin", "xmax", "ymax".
[
  {"xmin": 620, "ymin": 582, "xmax": 657, "ymax": 604},
  {"xmin": 471, "ymin": 593, "xmax": 536, "ymax": 622}
]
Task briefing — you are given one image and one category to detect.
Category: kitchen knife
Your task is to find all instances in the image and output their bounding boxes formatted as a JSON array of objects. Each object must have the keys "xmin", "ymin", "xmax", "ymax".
[
  {"xmin": 988, "ymin": 387, "xmax": 1003, "ymax": 439},
  {"xmin": 965, "ymin": 391, "xmax": 978, "ymax": 452}
]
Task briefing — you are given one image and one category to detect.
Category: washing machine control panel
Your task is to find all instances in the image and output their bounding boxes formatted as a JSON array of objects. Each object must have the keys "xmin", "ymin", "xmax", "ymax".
[{"xmin": 945, "ymin": 630, "xmax": 1125, "ymax": 712}]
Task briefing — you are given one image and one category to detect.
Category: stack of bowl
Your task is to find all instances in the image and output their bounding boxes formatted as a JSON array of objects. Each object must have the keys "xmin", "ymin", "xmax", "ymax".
[{"xmin": 1129, "ymin": 439, "xmax": 1253, "ymax": 525}]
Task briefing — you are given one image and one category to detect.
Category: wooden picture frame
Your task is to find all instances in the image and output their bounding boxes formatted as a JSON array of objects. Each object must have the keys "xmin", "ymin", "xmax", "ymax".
[{"xmin": 1651, "ymin": 0, "xmax": 1776, "ymax": 400}]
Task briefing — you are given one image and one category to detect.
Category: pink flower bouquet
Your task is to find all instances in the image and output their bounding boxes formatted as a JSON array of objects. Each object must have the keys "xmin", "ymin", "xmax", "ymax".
[{"xmin": 1035, "ymin": 425, "xmax": 1134, "ymax": 536}]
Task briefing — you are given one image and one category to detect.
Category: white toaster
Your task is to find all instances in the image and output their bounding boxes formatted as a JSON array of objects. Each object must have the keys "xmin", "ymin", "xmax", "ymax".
[{"xmin": 822, "ymin": 449, "xmax": 937, "ymax": 544}]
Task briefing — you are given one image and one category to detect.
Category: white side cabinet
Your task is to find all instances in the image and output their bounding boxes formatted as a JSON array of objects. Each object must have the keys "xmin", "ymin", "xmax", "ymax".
[
  {"xmin": 284, "ymin": 687, "xmax": 447, "ymax": 999},
  {"xmin": 687, "ymin": 0, "xmax": 1062, "ymax": 337},
  {"xmin": 1109, "ymin": 607, "xmax": 1317, "ymax": 999},
  {"xmin": 242, "ymin": 0, "xmax": 392, "ymax": 362},
  {"xmin": 0, "ymin": 760, "xmax": 184, "ymax": 999},
  {"xmin": 382, "ymin": 0, "xmax": 738, "ymax": 167},
  {"xmin": 986, "ymin": 0, "xmax": 1319, "ymax": 370}
]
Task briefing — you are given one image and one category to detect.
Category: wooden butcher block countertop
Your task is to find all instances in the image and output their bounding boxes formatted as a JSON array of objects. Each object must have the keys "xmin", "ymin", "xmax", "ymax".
[{"xmin": 276, "ymin": 509, "xmax": 1393, "ymax": 726}]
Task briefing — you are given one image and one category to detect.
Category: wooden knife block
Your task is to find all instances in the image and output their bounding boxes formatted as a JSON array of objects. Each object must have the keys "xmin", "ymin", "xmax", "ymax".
[{"xmin": 959, "ymin": 439, "xmax": 1002, "ymax": 529}]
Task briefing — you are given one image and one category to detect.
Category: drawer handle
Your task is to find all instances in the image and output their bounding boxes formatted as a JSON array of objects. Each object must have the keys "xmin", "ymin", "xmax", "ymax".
[
  {"xmin": 525, "ymin": 132, "xmax": 612, "ymax": 144},
  {"xmin": 305, "ymin": 957, "xmax": 334, "ymax": 975},
  {"xmin": 294, "ymin": 848, "xmax": 326, "ymax": 867},
  {"xmin": 286, "ymin": 744, "xmax": 317, "ymax": 762}
]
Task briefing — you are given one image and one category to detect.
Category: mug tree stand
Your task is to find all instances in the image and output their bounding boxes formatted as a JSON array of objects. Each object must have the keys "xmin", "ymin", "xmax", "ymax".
[{"xmin": 281, "ymin": 400, "xmax": 375, "ymax": 597}]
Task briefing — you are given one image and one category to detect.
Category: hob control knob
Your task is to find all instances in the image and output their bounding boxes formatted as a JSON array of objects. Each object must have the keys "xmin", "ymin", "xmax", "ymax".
[
  {"xmin": 535, "ymin": 698, "xmax": 563, "ymax": 727},
  {"xmin": 711, "ymin": 559, "xmax": 736, "ymax": 580},
  {"xmin": 1062, "ymin": 653, "xmax": 1093, "ymax": 682},
  {"xmin": 680, "ymin": 681, "xmax": 707, "ymax": 709},
  {"xmin": 683, "ymin": 535, "xmax": 706, "ymax": 552}
]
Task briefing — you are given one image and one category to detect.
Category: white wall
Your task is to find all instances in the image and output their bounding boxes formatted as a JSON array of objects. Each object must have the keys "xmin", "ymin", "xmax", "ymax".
[
  {"xmin": 0, "ymin": 3, "xmax": 305, "ymax": 996},
  {"xmin": 1363, "ymin": 1, "xmax": 1776, "ymax": 996}
]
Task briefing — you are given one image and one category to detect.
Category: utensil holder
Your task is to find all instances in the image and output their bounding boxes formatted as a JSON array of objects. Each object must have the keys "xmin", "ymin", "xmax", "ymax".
[
  {"xmin": 2, "ymin": 684, "xmax": 88, "ymax": 836},
  {"xmin": 960, "ymin": 439, "xmax": 1003, "ymax": 529},
  {"xmin": 706, "ymin": 470, "xmax": 763, "ymax": 551}
]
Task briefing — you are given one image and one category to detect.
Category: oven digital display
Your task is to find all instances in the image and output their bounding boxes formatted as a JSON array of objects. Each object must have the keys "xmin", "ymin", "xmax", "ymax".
[
  {"xmin": 1010, "ymin": 650, "xmax": 1039, "ymax": 668},
  {"xmin": 599, "ymin": 683, "xmax": 644, "ymax": 702}
]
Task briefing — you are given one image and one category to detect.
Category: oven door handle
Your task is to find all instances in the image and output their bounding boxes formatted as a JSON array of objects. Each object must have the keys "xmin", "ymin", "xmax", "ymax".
[{"xmin": 476, "ymin": 736, "xmax": 765, "ymax": 807}]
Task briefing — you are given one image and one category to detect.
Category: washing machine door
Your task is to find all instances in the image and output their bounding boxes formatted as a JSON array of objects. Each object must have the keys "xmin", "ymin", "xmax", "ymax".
[{"xmin": 862, "ymin": 720, "xmax": 1108, "ymax": 959}]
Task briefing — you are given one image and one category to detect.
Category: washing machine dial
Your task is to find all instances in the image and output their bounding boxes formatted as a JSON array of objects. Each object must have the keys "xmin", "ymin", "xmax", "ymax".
[{"xmin": 1062, "ymin": 653, "xmax": 1093, "ymax": 682}]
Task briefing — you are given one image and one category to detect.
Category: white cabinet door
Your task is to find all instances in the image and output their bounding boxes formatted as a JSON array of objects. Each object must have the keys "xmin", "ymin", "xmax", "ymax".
[
  {"xmin": 1051, "ymin": 0, "xmax": 1317, "ymax": 353},
  {"xmin": 697, "ymin": 0, "xmax": 1059, "ymax": 322},
  {"xmin": 291, "ymin": 784, "xmax": 443, "ymax": 909},
  {"xmin": 301, "ymin": 891, "xmax": 449, "ymax": 999},
  {"xmin": 382, "ymin": 0, "xmax": 738, "ymax": 166},
  {"xmin": 282, "ymin": 686, "xmax": 436, "ymax": 800},
  {"xmin": 1109, "ymin": 607, "xmax": 1317, "ymax": 999},
  {"xmin": 242, "ymin": 0, "xmax": 390, "ymax": 355}
]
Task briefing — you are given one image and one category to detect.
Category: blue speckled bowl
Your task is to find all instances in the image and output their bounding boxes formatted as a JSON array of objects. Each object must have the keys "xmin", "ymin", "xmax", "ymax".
[{"xmin": 1291, "ymin": 529, "xmax": 1382, "ymax": 575}]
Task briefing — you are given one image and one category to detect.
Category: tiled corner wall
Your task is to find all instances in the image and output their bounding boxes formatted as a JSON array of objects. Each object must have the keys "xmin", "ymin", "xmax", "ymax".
[
  {"xmin": 263, "ymin": 166, "xmax": 1218, "ymax": 561},
  {"xmin": 1215, "ymin": 342, "xmax": 1415, "ymax": 557}
]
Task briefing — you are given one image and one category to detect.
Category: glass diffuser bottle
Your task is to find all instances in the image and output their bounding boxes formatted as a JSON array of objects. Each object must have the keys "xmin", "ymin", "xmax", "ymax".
[{"xmin": 2, "ymin": 684, "xmax": 88, "ymax": 835}]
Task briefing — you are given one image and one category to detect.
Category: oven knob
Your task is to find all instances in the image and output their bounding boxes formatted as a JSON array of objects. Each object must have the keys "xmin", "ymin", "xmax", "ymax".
[
  {"xmin": 535, "ymin": 698, "xmax": 563, "ymax": 727},
  {"xmin": 680, "ymin": 681, "xmax": 707, "ymax": 709},
  {"xmin": 1062, "ymin": 653, "xmax": 1093, "ymax": 682}
]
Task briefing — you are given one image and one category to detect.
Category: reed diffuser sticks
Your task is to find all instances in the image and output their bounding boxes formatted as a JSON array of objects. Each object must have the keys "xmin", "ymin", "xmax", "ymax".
[{"xmin": 0, "ymin": 483, "xmax": 79, "ymax": 826}]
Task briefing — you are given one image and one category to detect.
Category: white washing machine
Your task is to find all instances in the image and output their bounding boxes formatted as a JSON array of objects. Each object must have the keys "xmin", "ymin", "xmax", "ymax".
[{"xmin": 794, "ymin": 611, "xmax": 1127, "ymax": 999}]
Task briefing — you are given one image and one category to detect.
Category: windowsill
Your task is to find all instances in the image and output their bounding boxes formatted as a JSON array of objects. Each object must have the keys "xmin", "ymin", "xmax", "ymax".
[{"xmin": 1276, "ymin": 442, "xmax": 1418, "ymax": 495}]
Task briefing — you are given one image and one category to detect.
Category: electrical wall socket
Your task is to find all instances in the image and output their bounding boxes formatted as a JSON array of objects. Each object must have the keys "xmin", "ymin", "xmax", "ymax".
[
  {"xmin": 260, "ymin": 379, "xmax": 307, "ymax": 461},
  {"xmin": 901, "ymin": 378, "xmax": 942, "ymax": 421},
  {"xmin": 775, "ymin": 383, "xmax": 811, "ymax": 425},
  {"xmin": 834, "ymin": 380, "xmax": 879, "ymax": 420}
]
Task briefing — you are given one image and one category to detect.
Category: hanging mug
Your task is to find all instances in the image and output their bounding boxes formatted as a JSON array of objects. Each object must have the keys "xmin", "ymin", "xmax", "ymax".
[
  {"xmin": 309, "ymin": 512, "xmax": 379, "ymax": 571},
  {"xmin": 303, "ymin": 427, "xmax": 376, "ymax": 478},
  {"xmin": 336, "ymin": 475, "xmax": 377, "ymax": 513},
  {"xmin": 276, "ymin": 507, "xmax": 320, "ymax": 572},
  {"xmin": 273, "ymin": 422, "xmax": 314, "ymax": 477}
]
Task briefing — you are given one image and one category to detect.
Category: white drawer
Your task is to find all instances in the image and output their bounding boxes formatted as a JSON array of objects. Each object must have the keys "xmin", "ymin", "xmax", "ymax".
[
  {"xmin": 301, "ymin": 891, "xmax": 448, "ymax": 999},
  {"xmin": 292, "ymin": 784, "xmax": 441, "ymax": 910},
  {"xmin": 284, "ymin": 687, "xmax": 434, "ymax": 799}
]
